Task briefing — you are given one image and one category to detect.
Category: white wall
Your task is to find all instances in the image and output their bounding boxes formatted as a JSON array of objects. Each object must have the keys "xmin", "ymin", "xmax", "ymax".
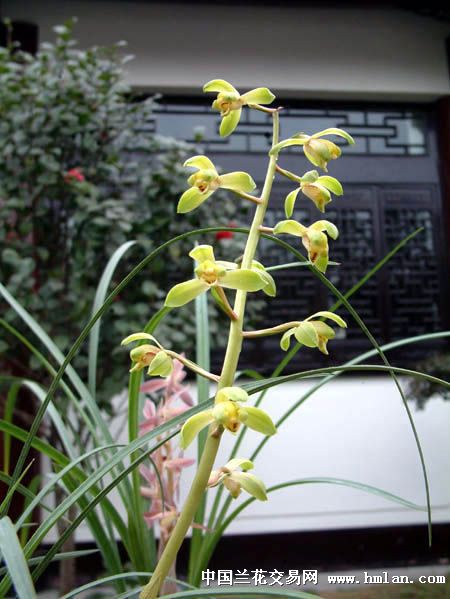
[
  {"xmin": 3, "ymin": 1, "xmax": 450, "ymax": 100},
  {"xmin": 44, "ymin": 378, "xmax": 450, "ymax": 542}
]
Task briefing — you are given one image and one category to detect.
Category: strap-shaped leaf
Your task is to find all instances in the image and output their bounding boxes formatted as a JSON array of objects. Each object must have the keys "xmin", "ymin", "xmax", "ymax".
[{"xmin": 0, "ymin": 517, "xmax": 37, "ymax": 598}]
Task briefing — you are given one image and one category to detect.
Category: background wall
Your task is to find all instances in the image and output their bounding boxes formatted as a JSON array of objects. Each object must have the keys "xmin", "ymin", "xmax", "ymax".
[
  {"xmin": 44, "ymin": 378, "xmax": 450, "ymax": 542},
  {"xmin": 3, "ymin": 1, "xmax": 450, "ymax": 100}
]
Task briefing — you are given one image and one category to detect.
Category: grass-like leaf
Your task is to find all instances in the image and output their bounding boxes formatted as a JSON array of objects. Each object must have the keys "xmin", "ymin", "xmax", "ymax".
[
  {"xmin": 0, "ymin": 517, "xmax": 37, "ymax": 599},
  {"xmin": 88, "ymin": 240, "xmax": 138, "ymax": 397}
]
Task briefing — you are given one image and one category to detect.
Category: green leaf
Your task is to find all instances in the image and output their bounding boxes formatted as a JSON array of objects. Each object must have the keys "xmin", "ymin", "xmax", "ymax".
[
  {"xmin": 318, "ymin": 175, "xmax": 343, "ymax": 195},
  {"xmin": 273, "ymin": 219, "xmax": 306, "ymax": 237},
  {"xmin": 218, "ymin": 171, "xmax": 256, "ymax": 192},
  {"xmin": 219, "ymin": 269, "xmax": 266, "ymax": 292},
  {"xmin": 180, "ymin": 411, "xmax": 215, "ymax": 449},
  {"xmin": 165, "ymin": 279, "xmax": 208, "ymax": 307},
  {"xmin": 177, "ymin": 187, "xmax": 214, "ymax": 213},
  {"xmin": 220, "ymin": 108, "xmax": 242, "ymax": 137},
  {"xmin": 0, "ymin": 517, "xmax": 37, "ymax": 599},
  {"xmin": 284, "ymin": 188, "xmax": 300, "ymax": 218},
  {"xmin": 160, "ymin": 588, "xmax": 318, "ymax": 598},
  {"xmin": 184, "ymin": 155, "xmax": 216, "ymax": 171},
  {"xmin": 203, "ymin": 79, "xmax": 238, "ymax": 93},
  {"xmin": 231, "ymin": 472, "xmax": 267, "ymax": 501},
  {"xmin": 240, "ymin": 87, "xmax": 275, "ymax": 106},
  {"xmin": 88, "ymin": 240, "xmax": 137, "ymax": 398},
  {"xmin": 242, "ymin": 406, "xmax": 276, "ymax": 436},
  {"xmin": 294, "ymin": 322, "xmax": 319, "ymax": 348}
]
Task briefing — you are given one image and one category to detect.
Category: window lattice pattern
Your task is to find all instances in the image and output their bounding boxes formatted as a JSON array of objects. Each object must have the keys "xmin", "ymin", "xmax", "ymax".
[{"xmin": 153, "ymin": 102, "xmax": 428, "ymax": 156}]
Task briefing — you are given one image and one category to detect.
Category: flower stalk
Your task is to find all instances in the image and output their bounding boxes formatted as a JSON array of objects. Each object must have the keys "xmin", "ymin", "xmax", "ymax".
[{"xmin": 139, "ymin": 109, "xmax": 280, "ymax": 599}]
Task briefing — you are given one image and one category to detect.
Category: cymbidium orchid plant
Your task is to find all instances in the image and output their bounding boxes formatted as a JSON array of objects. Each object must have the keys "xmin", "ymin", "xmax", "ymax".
[{"xmin": 123, "ymin": 78, "xmax": 354, "ymax": 599}]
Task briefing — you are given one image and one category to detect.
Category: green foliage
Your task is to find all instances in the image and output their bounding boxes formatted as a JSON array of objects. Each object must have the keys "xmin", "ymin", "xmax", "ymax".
[
  {"xmin": 0, "ymin": 20, "xmax": 244, "ymax": 405},
  {"xmin": 408, "ymin": 352, "xmax": 450, "ymax": 407}
]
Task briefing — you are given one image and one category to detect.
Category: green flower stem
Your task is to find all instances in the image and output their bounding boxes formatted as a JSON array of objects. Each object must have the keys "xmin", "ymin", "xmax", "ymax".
[
  {"xmin": 164, "ymin": 351, "xmax": 220, "ymax": 382},
  {"xmin": 242, "ymin": 321, "xmax": 302, "ymax": 338},
  {"xmin": 220, "ymin": 111, "xmax": 280, "ymax": 387},
  {"xmin": 232, "ymin": 190, "xmax": 263, "ymax": 205},
  {"xmin": 139, "ymin": 111, "xmax": 280, "ymax": 599},
  {"xmin": 275, "ymin": 163, "xmax": 302, "ymax": 183}
]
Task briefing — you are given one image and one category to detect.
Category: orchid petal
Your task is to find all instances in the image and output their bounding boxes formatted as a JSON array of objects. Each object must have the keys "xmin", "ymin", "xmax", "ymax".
[
  {"xmin": 220, "ymin": 268, "xmax": 266, "ymax": 292},
  {"xmin": 220, "ymin": 108, "xmax": 241, "ymax": 137},
  {"xmin": 240, "ymin": 87, "xmax": 275, "ymax": 106},
  {"xmin": 203, "ymin": 79, "xmax": 238, "ymax": 94},
  {"xmin": 218, "ymin": 171, "xmax": 256, "ymax": 193},
  {"xmin": 165, "ymin": 279, "xmax": 209, "ymax": 308},
  {"xmin": 180, "ymin": 410, "xmax": 215, "ymax": 449},
  {"xmin": 183, "ymin": 155, "xmax": 216, "ymax": 171},
  {"xmin": 284, "ymin": 188, "xmax": 300, "ymax": 218},
  {"xmin": 177, "ymin": 187, "xmax": 214, "ymax": 213},
  {"xmin": 189, "ymin": 244, "xmax": 215, "ymax": 263},
  {"xmin": 242, "ymin": 406, "xmax": 277, "ymax": 436},
  {"xmin": 231, "ymin": 472, "xmax": 267, "ymax": 501}
]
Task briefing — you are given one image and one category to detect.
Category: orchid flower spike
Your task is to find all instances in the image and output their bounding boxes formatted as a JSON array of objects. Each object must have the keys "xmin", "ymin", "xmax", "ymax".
[
  {"xmin": 284, "ymin": 169, "xmax": 343, "ymax": 216},
  {"xmin": 280, "ymin": 311, "xmax": 347, "ymax": 354},
  {"xmin": 180, "ymin": 386, "xmax": 276, "ymax": 449},
  {"xmin": 271, "ymin": 128, "xmax": 355, "ymax": 172},
  {"xmin": 178, "ymin": 155, "xmax": 256, "ymax": 213},
  {"xmin": 121, "ymin": 332, "xmax": 173, "ymax": 377},
  {"xmin": 164, "ymin": 244, "xmax": 270, "ymax": 308},
  {"xmin": 208, "ymin": 458, "xmax": 267, "ymax": 501},
  {"xmin": 273, "ymin": 219, "xmax": 338, "ymax": 273},
  {"xmin": 203, "ymin": 79, "xmax": 275, "ymax": 137}
]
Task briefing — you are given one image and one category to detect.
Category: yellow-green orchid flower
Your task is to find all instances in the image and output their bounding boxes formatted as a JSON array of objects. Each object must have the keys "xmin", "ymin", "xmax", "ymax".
[
  {"xmin": 180, "ymin": 386, "xmax": 276, "ymax": 449},
  {"xmin": 208, "ymin": 458, "xmax": 267, "ymax": 501},
  {"xmin": 284, "ymin": 169, "xmax": 343, "ymax": 216},
  {"xmin": 270, "ymin": 128, "xmax": 355, "ymax": 172},
  {"xmin": 121, "ymin": 332, "xmax": 173, "ymax": 377},
  {"xmin": 203, "ymin": 79, "xmax": 275, "ymax": 137},
  {"xmin": 273, "ymin": 219, "xmax": 338, "ymax": 273},
  {"xmin": 164, "ymin": 245, "xmax": 268, "ymax": 308},
  {"xmin": 280, "ymin": 311, "xmax": 347, "ymax": 354},
  {"xmin": 178, "ymin": 155, "xmax": 256, "ymax": 213}
]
